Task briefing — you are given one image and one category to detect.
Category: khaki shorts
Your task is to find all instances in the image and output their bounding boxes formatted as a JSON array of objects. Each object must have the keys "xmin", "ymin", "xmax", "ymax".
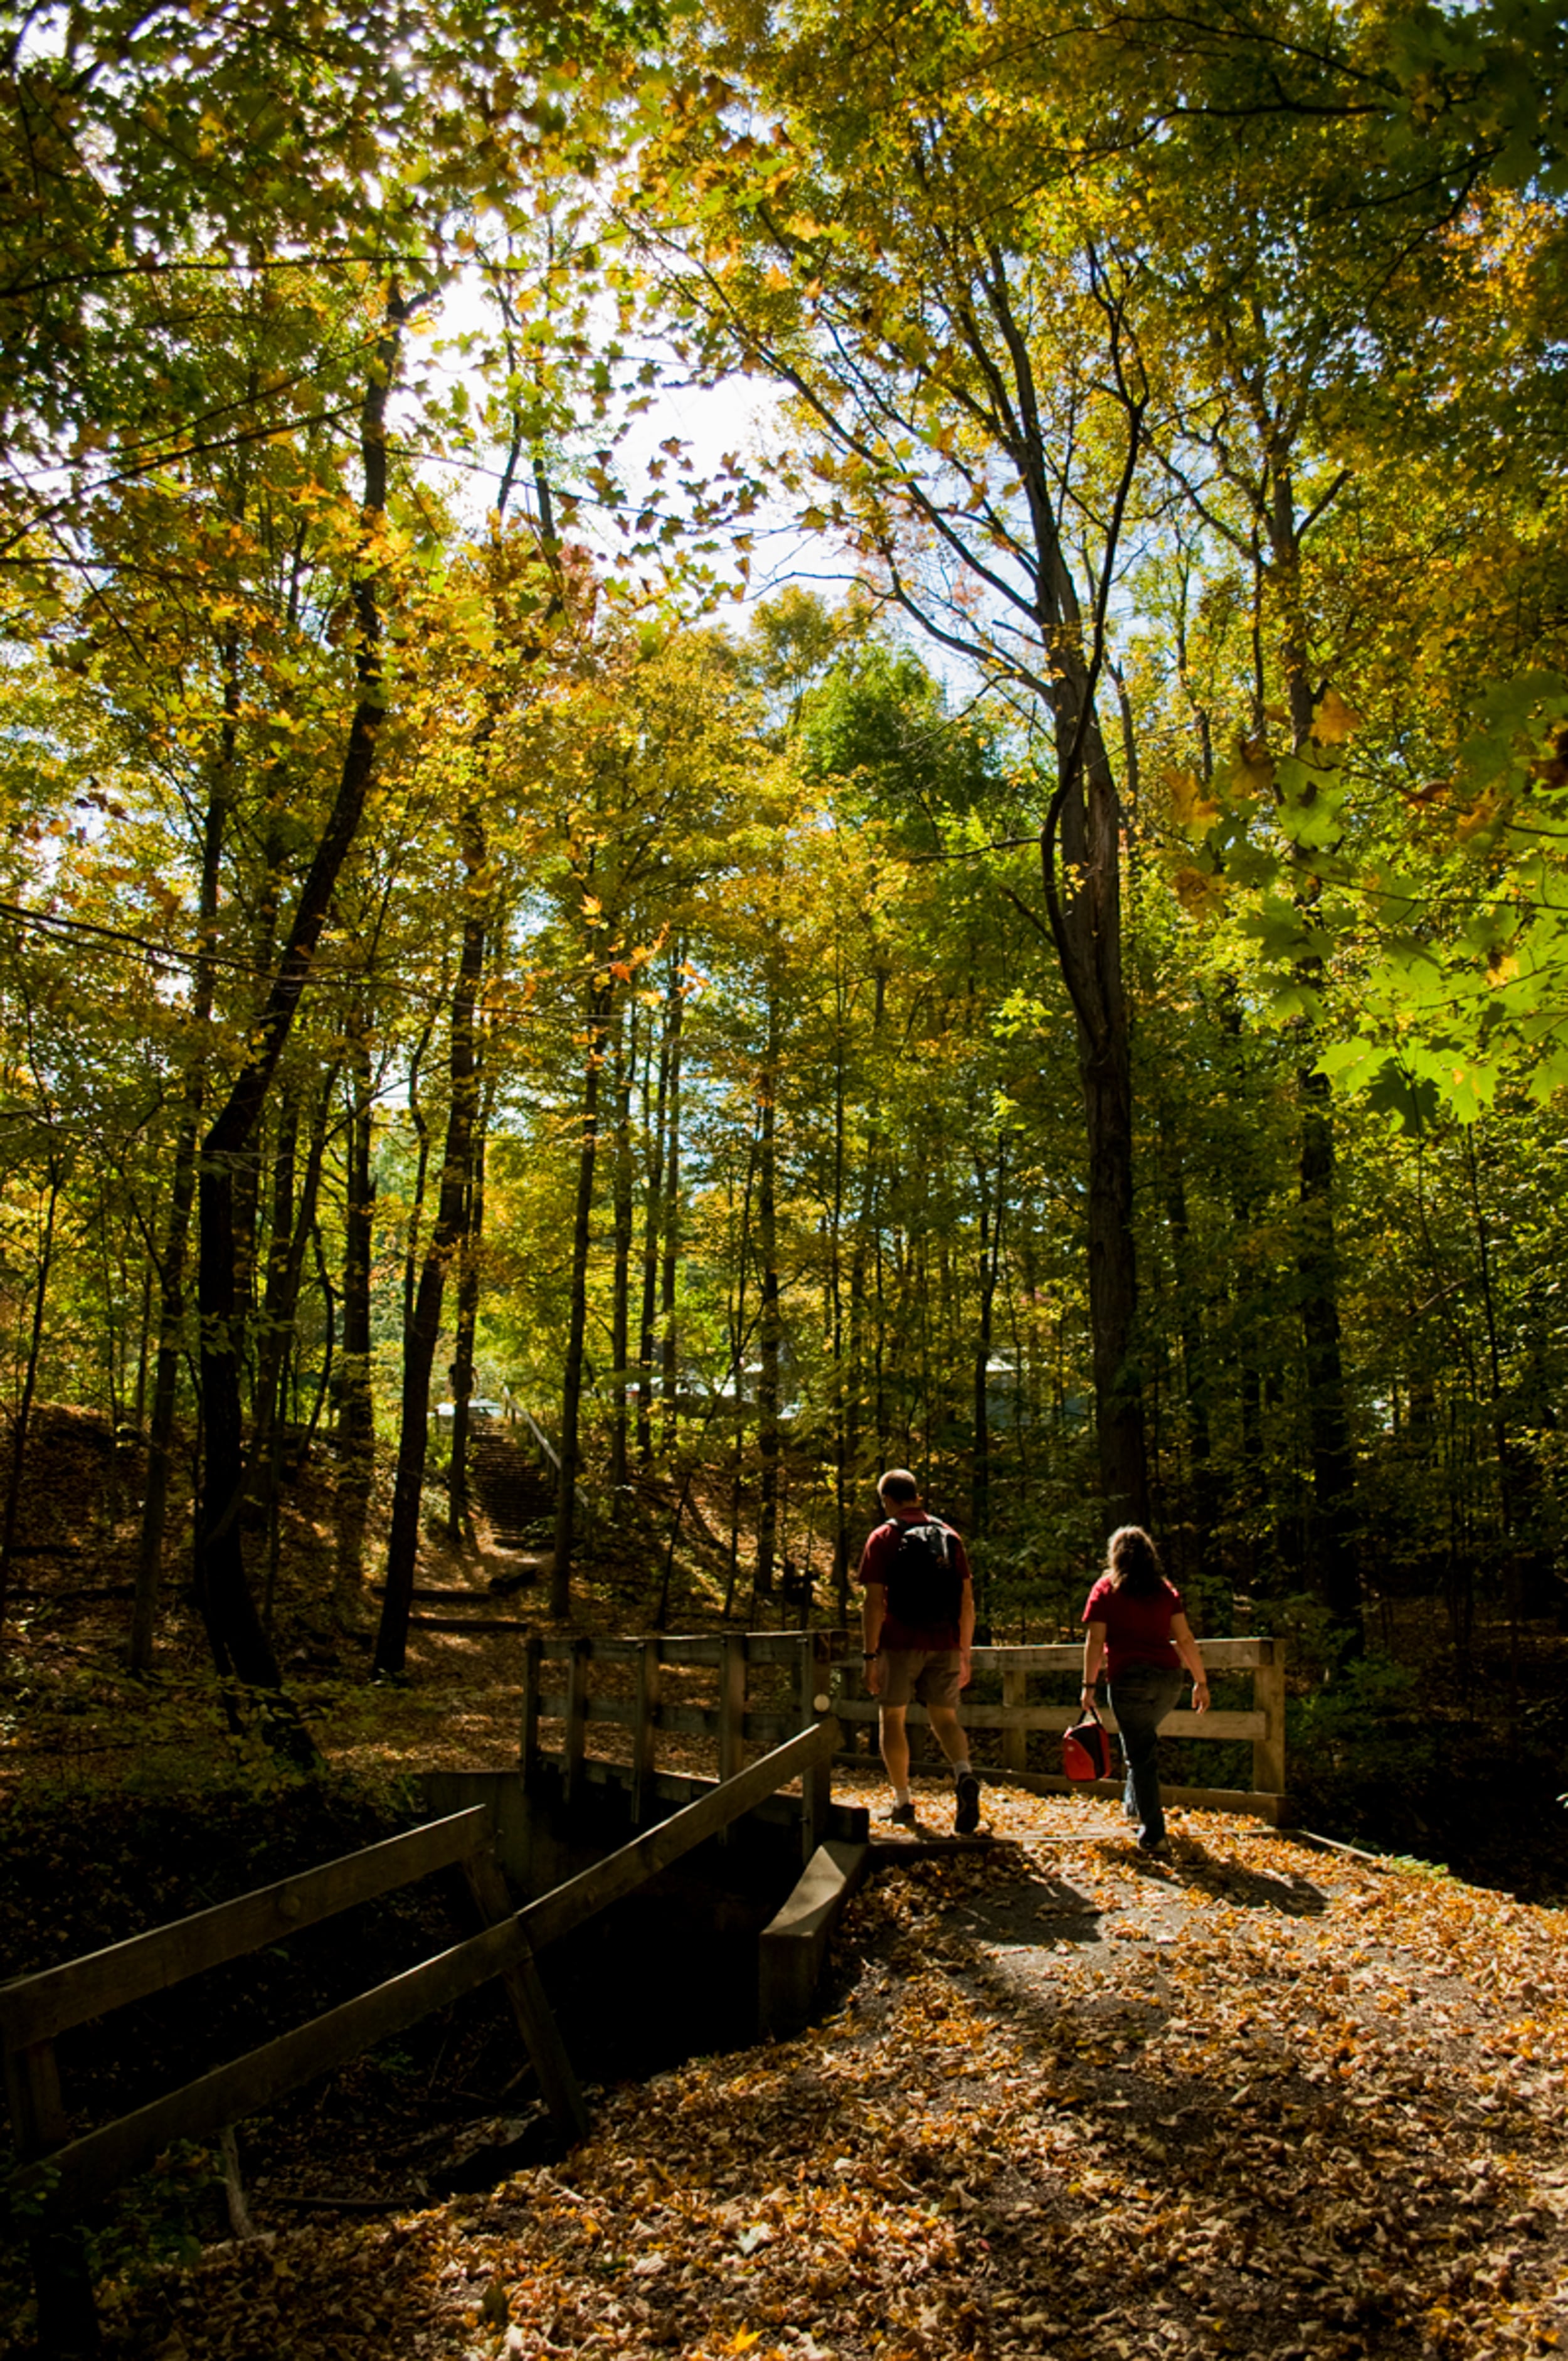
[{"xmin": 878, "ymin": 1648, "xmax": 962, "ymax": 1710}]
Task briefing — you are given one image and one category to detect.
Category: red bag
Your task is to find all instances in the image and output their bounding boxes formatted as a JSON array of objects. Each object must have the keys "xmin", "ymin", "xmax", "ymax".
[{"xmin": 1062, "ymin": 1705, "xmax": 1112, "ymax": 1781}]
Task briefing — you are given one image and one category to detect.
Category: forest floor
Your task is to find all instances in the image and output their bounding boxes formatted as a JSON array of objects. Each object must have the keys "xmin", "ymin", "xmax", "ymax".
[
  {"xmin": 13, "ymin": 1790, "xmax": 1565, "ymax": 2361},
  {"xmin": 3, "ymin": 1408, "xmax": 1567, "ymax": 2358}
]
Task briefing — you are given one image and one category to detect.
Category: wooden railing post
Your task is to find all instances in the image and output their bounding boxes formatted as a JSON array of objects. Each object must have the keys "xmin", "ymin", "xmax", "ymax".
[
  {"xmin": 799, "ymin": 1633, "xmax": 834, "ymax": 1863},
  {"xmin": 564, "ymin": 1638, "xmax": 590, "ymax": 1810},
  {"xmin": 717, "ymin": 1632, "xmax": 747, "ymax": 1847},
  {"xmin": 6, "ymin": 2037, "xmax": 100, "ymax": 2352},
  {"xmin": 631, "ymin": 1637, "xmax": 661, "ymax": 1827},
  {"xmin": 520, "ymin": 1631, "xmax": 543, "ymax": 1790},
  {"xmin": 1001, "ymin": 1665, "xmax": 1027, "ymax": 1778},
  {"xmin": 1253, "ymin": 1639, "xmax": 1286, "ymax": 1798},
  {"xmin": 459, "ymin": 1850, "xmax": 587, "ymax": 2145}
]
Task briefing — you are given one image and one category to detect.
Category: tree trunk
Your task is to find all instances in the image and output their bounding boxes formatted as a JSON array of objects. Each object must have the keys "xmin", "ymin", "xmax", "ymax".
[
  {"xmin": 970, "ymin": 1136, "xmax": 1005, "ymax": 1539},
  {"xmin": 447, "ymin": 1098, "xmax": 489, "ymax": 1542},
  {"xmin": 982, "ymin": 253, "xmax": 1148, "ymax": 1529},
  {"xmin": 1162, "ymin": 1136, "xmax": 1216, "ymax": 1553},
  {"xmin": 1298, "ymin": 1073, "xmax": 1360, "ymax": 1636},
  {"xmin": 608, "ymin": 998, "xmax": 635, "ymax": 1504},
  {"xmin": 0, "ymin": 1162, "xmax": 61, "ymax": 1660},
  {"xmin": 130, "ymin": 653, "xmax": 231, "ymax": 1672},
  {"xmin": 637, "ymin": 977, "xmax": 673, "ymax": 1464},
  {"xmin": 551, "ymin": 979, "xmax": 613, "ymax": 1619},
  {"xmin": 659, "ymin": 950, "xmax": 686, "ymax": 1454},
  {"xmin": 755, "ymin": 994, "xmax": 781, "ymax": 1599},
  {"xmin": 376, "ymin": 812, "xmax": 487, "ymax": 1675},
  {"xmin": 337, "ymin": 1021, "xmax": 376, "ymax": 1460},
  {"xmin": 829, "ymin": 967, "xmax": 851, "ymax": 1615},
  {"xmin": 196, "ymin": 297, "xmax": 404, "ymax": 1753},
  {"xmin": 1269, "ymin": 465, "xmax": 1362, "ymax": 1642}
]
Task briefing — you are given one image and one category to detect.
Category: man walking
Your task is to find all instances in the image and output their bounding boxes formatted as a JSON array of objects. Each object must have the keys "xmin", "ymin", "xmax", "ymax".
[{"xmin": 859, "ymin": 1468, "xmax": 981, "ymax": 1833}]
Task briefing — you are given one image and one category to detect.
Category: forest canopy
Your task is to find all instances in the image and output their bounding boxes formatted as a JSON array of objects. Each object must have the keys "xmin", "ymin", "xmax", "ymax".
[{"xmin": 1, "ymin": 0, "xmax": 1565, "ymax": 1795}]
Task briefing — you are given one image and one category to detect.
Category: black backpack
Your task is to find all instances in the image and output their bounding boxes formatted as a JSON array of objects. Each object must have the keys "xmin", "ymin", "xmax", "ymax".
[{"xmin": 886, "ymin": 1518, "xmax": 963, "ymax": 1629}]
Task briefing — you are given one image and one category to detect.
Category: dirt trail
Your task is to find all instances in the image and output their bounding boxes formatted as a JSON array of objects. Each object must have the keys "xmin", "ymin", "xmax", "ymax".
[{"xmin": 68, "ymin": 1784, "xmax": 1567, "ymax": 2361}]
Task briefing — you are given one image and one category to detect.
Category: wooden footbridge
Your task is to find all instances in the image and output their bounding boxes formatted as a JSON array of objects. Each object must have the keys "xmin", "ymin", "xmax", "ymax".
[{"xmin": 2, "ymin": 1626, "xmax": 1285, "ymax": 2350}]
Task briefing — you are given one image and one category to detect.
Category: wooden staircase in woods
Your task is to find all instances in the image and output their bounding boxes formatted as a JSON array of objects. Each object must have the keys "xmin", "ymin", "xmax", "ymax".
[{"xmin": 469, "ymin": 1430, "xmax": 555, "ymax": 1552}]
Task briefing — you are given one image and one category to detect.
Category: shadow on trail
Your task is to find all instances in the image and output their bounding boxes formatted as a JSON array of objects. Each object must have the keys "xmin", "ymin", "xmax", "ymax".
[{"xmin": 1118, "ymin": 1838, "xmax": 1330, "ymax": 1918}]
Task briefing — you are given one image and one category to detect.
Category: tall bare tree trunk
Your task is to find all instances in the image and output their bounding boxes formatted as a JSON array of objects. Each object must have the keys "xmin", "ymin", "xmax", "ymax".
[
  {"xmin": 659, "ymin": 947, "xmax": 686, "ymax": 1455},
  {"xmin": 447, "ymin": 1089, "xmax": 489, "ymax": 1542},
  {"xmin": 609, "ymin": 999, "xmax": 635, "ymax": 1504},
  {"xmin": 336, "ymin": 1015, "xmax": 377, "ymax": 1541},
  {"xmin": 551, "ymin": 979, "xmax": 613, "ymax": 1619},
  {"xmin": 130, "ymin": 654, "xmax": 232, "ymax": 1672},
  {"xmin": 196, "ymin": 299, "xmax": 404, "ymax": 1753},
  {"xmin": 637, "ymin": 972, "xmax": 674, "ymax": 1464},
  {"xmin": 377, "ymin": 812, "xmax": 487, "ymax": 1674},
  {"xmin": 0, "ymin": 1160, "xmax": 61, "ymax": 1661},
  {"xmin": 1270, "ymin": 474, "xmax": 1362, "ymax": 1642},
  {"xmin": 755, "ymin": 993, "xmax": 781, "ymax": 1600}
]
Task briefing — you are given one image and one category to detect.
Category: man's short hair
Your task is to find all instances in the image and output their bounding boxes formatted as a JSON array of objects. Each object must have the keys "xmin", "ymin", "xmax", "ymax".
[{"xmin": 877, "ymin": 1467, "xmax": 919, "ymax": 1505}]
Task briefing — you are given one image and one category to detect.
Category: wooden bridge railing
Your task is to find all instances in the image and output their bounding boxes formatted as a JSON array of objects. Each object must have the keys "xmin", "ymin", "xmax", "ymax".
[
  {"xmin": 523, "ymin": 1629, "xmax": 1288, "ymax": 1825},
  {"xmin": 1, "ymin": 1718, "xmax": 840, "ymax": 2351}
]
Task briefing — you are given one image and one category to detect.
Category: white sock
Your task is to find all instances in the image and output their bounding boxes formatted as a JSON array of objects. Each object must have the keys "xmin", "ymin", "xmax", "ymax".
[
  {"xmin": 953, "ymin": 1759, "xmax": 972, "ymax": 1780},
  {"xmin": 894, "ymin": 1786, "xmax": 913, "ymax": 1805}
]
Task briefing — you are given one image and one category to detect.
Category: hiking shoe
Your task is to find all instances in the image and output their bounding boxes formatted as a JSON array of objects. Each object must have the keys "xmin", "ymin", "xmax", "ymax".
[
  {"xmin": 885, "ymin": 1800, "xmax": 917, "ymax": 1828},
  {"xmin": 1137, "ymin": 1829, "xmax": 1168, "ymax": 1856},
  {"xmin": 955, "ymin": 1772, "xmax": 982, "ymax": 1835}
]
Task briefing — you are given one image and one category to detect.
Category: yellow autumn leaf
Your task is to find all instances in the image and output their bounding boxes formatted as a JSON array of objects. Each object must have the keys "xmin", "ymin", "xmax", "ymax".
[
  {"xmin": 1172, "ymin": 865, "xmax": 1225, "ymax": 916},
  {"xmin": 1231, "ymin": 733, "xmax": 1276, "ymax": 797},
  {"xmin": 1161, "ymin": 766, "xmax": 1220, "ymax": 830},
  {"xmin": 1312, "ymin": 687, "xmax": 1362, "ymax": 743}
]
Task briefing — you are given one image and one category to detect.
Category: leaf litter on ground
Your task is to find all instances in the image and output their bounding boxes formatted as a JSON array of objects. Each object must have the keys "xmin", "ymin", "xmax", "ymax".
[{"xmin": 38, "ymin": 1785, "xmax": 1568, "ymax": 2361}]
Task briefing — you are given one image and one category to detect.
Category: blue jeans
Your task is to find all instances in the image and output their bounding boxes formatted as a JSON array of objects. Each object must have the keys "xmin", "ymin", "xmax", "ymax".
[{"xmin": 1108, "ymin": 1665, "xmax": 1185, "ymax": 1843}]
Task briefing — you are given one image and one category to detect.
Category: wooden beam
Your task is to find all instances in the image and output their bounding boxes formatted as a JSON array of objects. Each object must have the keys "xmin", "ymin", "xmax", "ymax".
[
  {"xmin": 1001, "ymin": 1667, "xmax": 1027, "ymax": 1777},
  {"xmin": 521, "ymin": 1719, "xmax": 840, "ymax": 1955},
  {"xmin": 408, "ymin": 1616, "xmax": 529, "ymax": 1635},
  {"xmin": 459, "ymin": 1853, "xmax": 586, "ymax": 2145},
  {"xmin": 11, "ymin": 1917, "xmax": 530, "ymax": 2221},
  {"xmin": 1253, "ymin": 1639, "xmax": 1287, "ymax": 1795},
  {"xmin": 559, "ymin": 1756, "xmax": 870, "ymax": 1845},
  {"xmin": 563, "ymin": 1637, "xmax": 590, "ymax": 1809},
  {"xmin": 967, "ymin": 1638, "xmax": 1274, "ymax": 1672},
  {"xmin": 0, "ymin": 1808, "xmax": 491, "ymax": 2052},
  {"xmin": 827, "ymin": 1699, "xmax": 1264, "ymax": 1741},
  {"xmin": 531, "ymin": 1630, "xmax": 1269, "ymax": 1672},
  {"xmin": 520, "ymin": 1631, "xmax": 542, "ymax": 1787},
  {"xmin": 718, "ymin": 1633, "xmax": 746, "ymax": 1790},
  {"xmin": 995, "ymin": 1769, "xmax": 1286, "ymax": 1823},
  {"xmin": 630, "ymin": 1637, "xmax": 661, "ymax": 1827},
  {"xmin": 534, "ymin": 1630, "xmax": 854, "ymax": 1669},
  {"xmin": 799, "ymin": 1637, "xmax": 832, "ymax": 1863}
]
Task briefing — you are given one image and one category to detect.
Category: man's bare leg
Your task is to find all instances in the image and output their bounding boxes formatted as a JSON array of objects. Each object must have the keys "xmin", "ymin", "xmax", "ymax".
[{"xmin": 928, "ymin": 1704, "xmax": 968, "ymax": 1769}]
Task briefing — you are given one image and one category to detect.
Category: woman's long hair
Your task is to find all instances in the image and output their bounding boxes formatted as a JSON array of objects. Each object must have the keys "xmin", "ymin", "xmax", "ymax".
[{"xmin": 1106, "ymin": 1524, "xmax": 1166, "ymax": 1597}]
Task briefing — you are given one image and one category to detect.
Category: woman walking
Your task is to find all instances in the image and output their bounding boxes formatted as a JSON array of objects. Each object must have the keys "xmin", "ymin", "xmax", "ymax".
[{"xmin": 1081, "ymin": 1526, "xmax": 1210, "ymax": 1852}]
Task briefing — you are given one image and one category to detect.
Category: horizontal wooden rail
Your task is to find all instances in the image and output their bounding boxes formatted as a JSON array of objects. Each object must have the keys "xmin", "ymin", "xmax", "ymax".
[
  {"xmin": 8, "ymin": 1724, "xmax": 842, "ymax": 2236},
  {"xmin": 0, "ymin": 1808, "xmax": 492, "ymax": 2052},
  {"xmin": 829, "ymin": 1699, "xmax": 1266, "ymax": 1741},
  {"xmin": 523, "ymin": 1628, "xmax": 1286, "ymax": 1823},
  {"xmin": 968, "ymin": 1638, "xmax": 1276, "ymax": 1672},
  {"xmin": 520, "ymin": 1718, "xmax": 840, "ymax": 1954},
  {"xmin": 12, "ymin": 1916, "xmax": 532, "ymax": 2222},
  {"xmin": 532, "ymin": 1630, "xmax": 851, "ymax": 1669},
  {"xmin": 534, "ymin": 1692, "xmax": 797, "ymax": 1745}
]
